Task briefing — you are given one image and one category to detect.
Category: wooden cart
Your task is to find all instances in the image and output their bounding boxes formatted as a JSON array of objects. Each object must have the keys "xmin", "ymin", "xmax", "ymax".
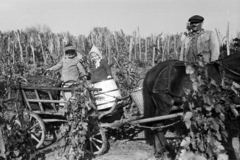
[{"xmin": 3, "ymin": 82, "xmax": 131, "ymax": 155}]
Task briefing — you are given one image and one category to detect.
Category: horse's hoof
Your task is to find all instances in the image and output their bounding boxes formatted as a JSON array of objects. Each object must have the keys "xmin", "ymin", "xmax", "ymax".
[
  {"xmin": 154, "ymin": 152, "xmax": 162, "ymax": 158},
  {"xmin": 154, "ymin": 151, "xmax": 172, "ymax": 160},
  {"xmin": 154, "ymin": 149, "xmax": 164, "ymax": 158}
]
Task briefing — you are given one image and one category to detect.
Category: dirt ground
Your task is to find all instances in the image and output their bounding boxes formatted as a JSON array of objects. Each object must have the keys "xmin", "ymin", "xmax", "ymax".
[
  {"xmin": 1, "ymin": 123, "xmax": 240, "ymax": 160},
  {"xmin": 39, "ymin": 117, "xmax": 240, "ymax": 160},
  {"xmin": 89, "ymin": 140, "xmax": 156, "ymax": 160},
  {"xmin": 41, "ymin": 137, "xmax": 240, "ymax": 160},
  {"xmin": 42, "ymin": 138, "xmax": 157, "ymax": 160}
]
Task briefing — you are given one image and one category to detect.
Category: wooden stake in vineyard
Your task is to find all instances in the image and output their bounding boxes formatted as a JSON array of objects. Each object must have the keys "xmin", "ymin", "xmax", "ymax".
[
  {"xmin": 173, "ymin": 35, "xmax": 177, "ymax": 59},
  {"xmin": 56, "ymin": 35, "xmax": 61, "ymax": 60},
  {"xmin": 47, "ymin": 34, "xmax": 54, "ymax": 56},
  {"xmin": 138, "ymin": 27, "xmax": 141, "ymax": 61},
  {"xmin": 12, "ymin": 37, "xmax": 16, "ymax": 64},
  {"xmin": 81, "ymin": 36, "xmax": 85, "ymax": 52},
  {"xmin": 114, "ymin": 32, "xmax": 119, "ymax": 60},
  {"xmin": 167, "ymin": 35, "xmax": 170, "ymax": 59},
  {"xmin": 107, "ymin": 41, "xmax": 111, "ymax": 65},
  {"xmin": 215, "ymin": 28, "xmax": 222, "ymax": 47},
  {"xmin": 7, "ymin": 36, "xmax": 11, "ymax": 65},
  {"xmin": 226, "ymin": 22, "xmax": 230, "ymax": 55},
  {"xmin": 129, "ymin": 38, "xmax": 133, "ymax": 61},
  {"xmin": 90, "ymin": 32, "xmax": 94, "ymax": 46},
  {"xmin": 133, "ymin": 31, "xmax": 137, "ymax": 60},
  {"xmin": 29, "ymin": 35, "xmax": 36, "ymax": 67},
  {"xmin": 152, "ymin": 47, "xmax": 155, "ymax": 66},
  {"xmin": 14, "ymin": 30, "xmax": 24, "ymax": 62},
  {"xmin": 145, "ymin": 38, "xmax": 148, "ymax": 62},
  {"xmin": 157, "ymin": 37, "xmax": 160, "ymax": 53},
  {"xmin": 121, "ymin": 29, "xmax": 128, "ymax": 52},
  {"xmin": 74, "ymin": 38, "xmax": 78, "ymax": 52},
  {"xmin": 61, "ymin": 33, "xmax": 69, "ymax": 57},
  {"xmin": 38, "ymin": 33, "xmax": 47, "ymax": 65},
  {"xmin": 162, "ymin": 37, "xmax": 167, "ymax": 62}
]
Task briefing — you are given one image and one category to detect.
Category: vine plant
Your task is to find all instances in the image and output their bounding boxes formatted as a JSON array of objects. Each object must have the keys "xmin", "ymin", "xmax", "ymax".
[
  {"xmin": 115, "ymin": 55, "xmax": 146, "ymax": 96},
  {"xmin": 178, "ymin": 59, "xmax": 240, "ymax": 160},
  {"xmin": 0, "ymin": 58, "xmax": 35, "ymax": 159},
  {"xmin": 59, "ymin": 78, "xmax": 96, "ymax": 160}
]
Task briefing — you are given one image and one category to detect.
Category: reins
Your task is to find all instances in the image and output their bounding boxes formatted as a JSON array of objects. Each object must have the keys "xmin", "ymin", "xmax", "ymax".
[{"xmin": 215, "ymin": 61, "xmax": 240, "ymax": 77}]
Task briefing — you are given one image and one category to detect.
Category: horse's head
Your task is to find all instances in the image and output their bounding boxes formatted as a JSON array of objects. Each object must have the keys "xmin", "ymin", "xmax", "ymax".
[{"xmin": 218, "ymin": 53, "xmax": 240, "ymax": 82}]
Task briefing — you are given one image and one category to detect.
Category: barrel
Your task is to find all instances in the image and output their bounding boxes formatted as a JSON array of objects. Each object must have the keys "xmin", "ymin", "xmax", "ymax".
[
  {"xmin": 130, "ymin": 87, "xmax": 144, "ymax": 115},
  {"xmin": 93, "ymin": 79, "xmax": 122, "ymax": 110}
]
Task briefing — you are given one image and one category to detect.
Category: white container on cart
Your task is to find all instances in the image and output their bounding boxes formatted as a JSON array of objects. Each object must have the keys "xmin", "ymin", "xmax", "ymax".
[{"xmin": 93, "ymin": 79, "xmax": 122, "ymax": 110}]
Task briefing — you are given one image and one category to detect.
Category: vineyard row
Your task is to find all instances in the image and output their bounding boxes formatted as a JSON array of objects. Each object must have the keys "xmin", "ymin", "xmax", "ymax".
[{"xmin": 0, "ymin": 26, "xmax": 239, "ymax": 69}]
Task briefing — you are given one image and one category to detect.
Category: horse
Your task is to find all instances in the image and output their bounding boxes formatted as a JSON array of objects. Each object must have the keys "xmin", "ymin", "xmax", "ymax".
[{"xmin": 142, "ymin": 53, "xmax": 240, "ymax": 158}]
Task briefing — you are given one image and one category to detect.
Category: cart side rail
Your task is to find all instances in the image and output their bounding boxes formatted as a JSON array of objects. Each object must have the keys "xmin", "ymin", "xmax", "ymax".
[{"xmin": 20, "ymin": 86, "xmax": 74, "ymax": 91}]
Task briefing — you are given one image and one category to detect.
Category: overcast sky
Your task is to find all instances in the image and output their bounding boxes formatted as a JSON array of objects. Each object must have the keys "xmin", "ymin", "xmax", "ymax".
[{"xmin": 0, "ymin": 0, "xmax": 239, "ymax": 37}]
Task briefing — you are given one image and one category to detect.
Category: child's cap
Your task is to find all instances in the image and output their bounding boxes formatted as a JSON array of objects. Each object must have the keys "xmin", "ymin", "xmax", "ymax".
[
  {"xmin": 64, "ymin": 43, "xmax": 76, "ymax": 54},
  {"xmin": 89, "ymin": 45, "xmax": 102, "ymax": 59}
]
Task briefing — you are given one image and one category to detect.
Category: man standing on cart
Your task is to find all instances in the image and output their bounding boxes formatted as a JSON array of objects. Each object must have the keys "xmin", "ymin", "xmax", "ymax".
[{"xmin": 46, "ymin": 43, "xmax": 87, "ymax": 104}]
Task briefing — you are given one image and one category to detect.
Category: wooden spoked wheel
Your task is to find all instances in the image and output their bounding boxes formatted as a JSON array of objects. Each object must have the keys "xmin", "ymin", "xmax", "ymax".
[
  {"xmin": 18, "ymin": 111, "xmax": 46, "ymax": 149},
  {"xmin": 85, "ymin": 121, "xmax": 108, "ymax": 155}
]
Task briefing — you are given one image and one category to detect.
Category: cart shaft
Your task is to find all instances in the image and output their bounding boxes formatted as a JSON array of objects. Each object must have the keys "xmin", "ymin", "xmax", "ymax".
[{"xmin": 130, "ymin": 112, "xmax": 183, "ymax": 124}]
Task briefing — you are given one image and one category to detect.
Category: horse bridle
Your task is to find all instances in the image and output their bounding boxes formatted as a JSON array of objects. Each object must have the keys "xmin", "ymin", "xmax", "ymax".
[{"xmin": 215, "ymin": 60, "xmax": 240, "ymax": 77}]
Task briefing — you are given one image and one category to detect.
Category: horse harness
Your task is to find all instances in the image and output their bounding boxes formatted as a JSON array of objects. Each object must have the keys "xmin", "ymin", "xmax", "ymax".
[
  {"xmin": 152, "ymin": 59, "xmax": 240, "ymax": 99},
  {"xmin": 215, "ymin": 61, "xmax": 240, "ymax": 78},
  {"xmin": 152, "ymin": 61, "xmax": 185, "ymax": 98}
]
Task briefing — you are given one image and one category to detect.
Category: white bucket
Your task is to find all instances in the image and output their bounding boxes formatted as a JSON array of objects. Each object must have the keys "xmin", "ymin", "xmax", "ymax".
[{"xmin": 93, "ymin": 79, "xmax": 121, "ymax": 110}]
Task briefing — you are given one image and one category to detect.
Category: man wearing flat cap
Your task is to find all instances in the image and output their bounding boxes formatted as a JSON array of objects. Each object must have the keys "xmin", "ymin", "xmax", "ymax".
[{"xmin": 180, "ymin": 15, "xmax": 220, "ymax": 63}]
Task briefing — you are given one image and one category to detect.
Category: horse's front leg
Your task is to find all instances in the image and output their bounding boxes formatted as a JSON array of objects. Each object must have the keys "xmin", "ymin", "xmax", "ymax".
[
  {"xmin": 152, "ymin": 93, "xmax": 174, "ymax": 159},
  {"xmin": 153, "ymin": 122, "xmax": 168, "ymax": 158}
]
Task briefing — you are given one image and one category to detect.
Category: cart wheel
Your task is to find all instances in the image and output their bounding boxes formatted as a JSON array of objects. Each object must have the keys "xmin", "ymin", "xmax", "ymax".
[
  {"xmin": 85, "ymin": 121, "xmax": 108, "ymax": 155},
  {"xmin": 22, "ymin": 111, "xmax": 46, "ymax": 149}
]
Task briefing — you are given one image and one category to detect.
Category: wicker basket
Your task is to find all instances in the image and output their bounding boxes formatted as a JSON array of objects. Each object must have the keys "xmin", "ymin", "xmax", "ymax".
[{"xmin": 131, "ymin": 87, "xmax": 144, "ymax": 115}]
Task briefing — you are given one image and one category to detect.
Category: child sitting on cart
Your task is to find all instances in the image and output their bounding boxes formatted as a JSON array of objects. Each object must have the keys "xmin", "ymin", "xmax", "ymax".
[
  {"xmin": 46, "ymin": 43, "xmax": 87, "ymax": 104},
  {"xmin": 89, "ymin": 46, "xmax": 124, "ymax": 123},
  {"xmin": 88, "ymin": 45, "xmax": 122, "ymax": 110},
  {"xmin": 88, "ymin": 45, "xmax": 112, "ymax": 83}
]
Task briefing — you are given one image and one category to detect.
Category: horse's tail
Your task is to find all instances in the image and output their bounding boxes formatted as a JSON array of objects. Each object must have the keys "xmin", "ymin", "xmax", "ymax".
[{"xmin": 143, "ymin": 71, "xmax": 155, "ymax": 119}]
